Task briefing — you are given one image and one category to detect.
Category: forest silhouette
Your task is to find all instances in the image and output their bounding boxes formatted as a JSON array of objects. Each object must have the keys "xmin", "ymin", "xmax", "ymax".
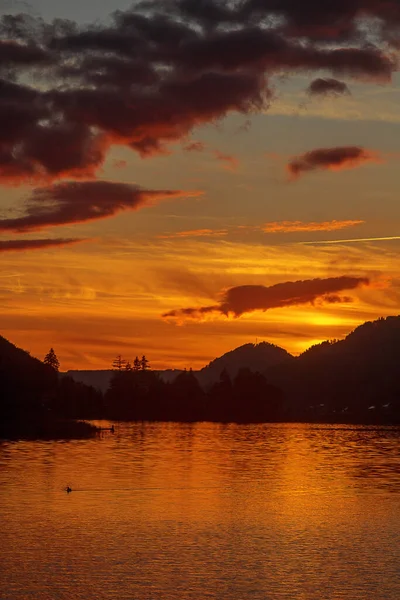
[{"xmin": 1, "ymin": 315, "xmax": 400, "ymax": 439}]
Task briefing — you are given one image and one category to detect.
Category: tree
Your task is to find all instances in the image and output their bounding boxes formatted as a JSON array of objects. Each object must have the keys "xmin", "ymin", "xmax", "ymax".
[
  {"xmin": 112, "ymin": 355, "xmax": 127, "ymax": 371},
  {"xmin": 133, "ymin": 356, "xmax": 141, "ymax": 371},
  {"xmin": 44, "ymin": 348, "xmax": 60, "ymax": 372},
  {"xmin": 141, "ymin": 355, "xmax": 150, "ymax": 370},
  {"xmin": 125, "ymin": 361, "xmax": 133, "ymax": 371}
]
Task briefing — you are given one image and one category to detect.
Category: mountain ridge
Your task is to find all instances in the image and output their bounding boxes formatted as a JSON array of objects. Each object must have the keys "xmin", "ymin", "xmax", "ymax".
[{"xmin": 2, "ymin": 314, "xmax": 400, "ymax": 424}]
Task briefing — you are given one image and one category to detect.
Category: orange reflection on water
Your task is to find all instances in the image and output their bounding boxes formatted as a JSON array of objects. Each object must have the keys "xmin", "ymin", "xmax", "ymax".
[{"xmin": 1, "ymin": 423, "xmax": 400, "ymax": 600}]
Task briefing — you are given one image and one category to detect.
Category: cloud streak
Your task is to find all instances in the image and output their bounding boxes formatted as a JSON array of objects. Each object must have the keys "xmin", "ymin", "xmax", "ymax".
[
  {"xmin": 183, "ymin": 141, "xmax": 206, "ymax": 153},
  {"xmin": 287, "ymin": 147, "xmax": 381, "ymax": 179},
  {"xmin": 262, "ymin": 220, "xmax": 364, "ymax": 233},
  {"xmin": 213, "ymin": 150, "xmax": 239, "ymax": 171},
  {"xmin": 159, "ymin": 228, "xmax": 228, "ymax": 240},
  {"xmin": 0, "ymin": 180, "xmax": 201, "ymax": 232},
  {"xmin": 163, "ymin": 276, "xmax": 369, "ymax": 320},
  {"xmin": 0, "ymin": 238, "xmax": 87, "ymax": 252},
  {"xmin": 161, "ymin": 220, "xmax": 365, "ymax": 239}
]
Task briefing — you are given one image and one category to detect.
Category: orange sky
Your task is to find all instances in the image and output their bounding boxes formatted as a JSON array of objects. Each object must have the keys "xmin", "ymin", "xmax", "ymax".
[{"xmin": 1, "ymin": 2, "xmax": 400, "ymax": 370}]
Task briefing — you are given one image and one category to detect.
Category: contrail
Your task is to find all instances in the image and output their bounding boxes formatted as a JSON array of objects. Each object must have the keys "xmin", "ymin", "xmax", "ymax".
[
  {"xmin": 64, "ymin": 486, "xmax": 221, "ymax": 492},
  {"xmin": 300, "ymin": 235, "xmax": 400, "ymax": 245}
]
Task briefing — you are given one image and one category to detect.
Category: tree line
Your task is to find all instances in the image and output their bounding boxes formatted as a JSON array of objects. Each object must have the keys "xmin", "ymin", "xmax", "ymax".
[
  {"xmin": 40, "ymin": 348, "xmax": 283, "ymax": 423},
  {"xmin": 112, "ymin": 354, "xmax": 150, "ymax": 372},
  {"xmin": 40, "ymin": 327, "xmax": 400, "ymax": 425},
  {"xmin": 104, "ymin": 365, "xmax": 283, "ymax": 423}
]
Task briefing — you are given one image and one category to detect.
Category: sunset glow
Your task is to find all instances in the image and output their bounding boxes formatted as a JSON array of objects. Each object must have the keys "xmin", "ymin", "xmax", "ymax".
[{"xmin": 1, "ymin": 0, "xmax": 400, "ymax": 371}]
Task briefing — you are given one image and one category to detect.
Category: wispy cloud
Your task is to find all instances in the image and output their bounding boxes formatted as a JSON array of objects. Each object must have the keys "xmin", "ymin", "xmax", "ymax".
[
  {"xmin": 159, "ymin": 228, "xmax": 228, "ymax": 240},
  {"xmin": 160, "ymin": 219, "xmax": 364, "ymax": 239},
  {"xmin": 213, "ymin": 150, "xmax": 239, "ymax": 171},
  {"xmin": 0, "ymin": 238, "xmax": 87, "ymax": 252},
  {"xmin": 183, "ymin": 141, "xmax": 240, "ymax": 171},
  {"xmin": 183, "ymin": 141, "xmax": 206, "ymax": 152},
  {"xmin": 262, "ymin": 220, "xmax": 364, "ymax": 233}
]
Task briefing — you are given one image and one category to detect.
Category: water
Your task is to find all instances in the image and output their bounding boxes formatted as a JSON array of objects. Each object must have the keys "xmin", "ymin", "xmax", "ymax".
[{"xmin": 1, "ymin": 422, "xmax": 400, "ymax": 600}]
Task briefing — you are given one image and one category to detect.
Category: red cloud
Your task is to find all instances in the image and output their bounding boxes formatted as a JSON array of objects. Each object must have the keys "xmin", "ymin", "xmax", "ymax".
[
  {"xmin": 287, "ymin": 147, "xmax": 382, "ymax": 179},
  {"xmin": 0, "ymin": 181, "xmax": 202, "ymax": 232},
  {"xmin": 163, "ymin": 276, "xmax": 369, "ymax": 320},
  {"xmin": 0, "ymin": 238, "xmax": 87, "ymax": 252}
]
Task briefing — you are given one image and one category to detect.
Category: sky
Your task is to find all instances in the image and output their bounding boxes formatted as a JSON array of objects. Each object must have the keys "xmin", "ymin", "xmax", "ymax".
[{"xmin": 1, "ymin": 0, "xmax": 400, "ymax": 371}]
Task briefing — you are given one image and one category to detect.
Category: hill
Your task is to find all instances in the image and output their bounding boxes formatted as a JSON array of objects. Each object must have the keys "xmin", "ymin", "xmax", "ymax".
[
  {"xmin": 198, "ymin": 341, "xmax": 294, "ymax": 388},
  {"xmin": 4, "ymin": 315, "xmax": 400, "ymax": 427},
  {"xmin": 267, "ymin": 315, "xmax": 400, "ymax": 422},
  {"xmin": 65, "ymin": 369, "xmax": 114, "ymax": 393},
  {"xmin": 0, "ymin": 335, "xmax": 100, "ymax": 439},
  {"xmin": 0, "ymin": 335, "xmax": 56, "ymax": 416}
]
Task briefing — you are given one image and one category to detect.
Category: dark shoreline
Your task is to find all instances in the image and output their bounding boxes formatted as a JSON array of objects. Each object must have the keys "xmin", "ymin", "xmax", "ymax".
[
  {"xmin": 2, "ymin": 416, "xmax": 399, "ymax": 442},
  {"xmin": 0, "ymin": 418, "xmax": 100, "ymax": 441}
]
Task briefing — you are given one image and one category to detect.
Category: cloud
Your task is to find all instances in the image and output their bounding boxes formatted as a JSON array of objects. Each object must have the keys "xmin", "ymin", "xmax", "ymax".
[
  {"xmin": 307, "ymin": 78, "xmax": 351, "ymax": 97},
  {"xmin": 0, "ymin": 238, "xmax": 86, "ymax": 252},
  {"xmin": 183, "ymin": 142, "xmax": 239, "ymax": 171},
  {"xmin": 0, "ymin": 180, "xmax": 202, "ymax": 232},
  {"xmin": 0, "ymin": 3, "xmax": 396, "ymax": 185},
  {"xmin": 213, "ymin": 150, "xmax": 239, "ymax": 171},
  {"xmin": 163, "ymin": 276, "xmax": 369, "ymax": 320},
  {"xmin": 239, "ymin": 0, "xmax": 400, "ymax": 46},
  {"xmin": 183, "ymin": 141, "xmax": 206, "ymax": 152},
  {"xmin": 162, "ymin": 220, "xmax": 364, "ymax": 239},
  {"xmin": 262, "ymin": 219, "xmax": 364, "ymax": 233},
  {"xmin": 235, "ymin": 119, "xmax": 252, "ymax": 134},
  {"xmin": 159, "ymin": 228, "xmax": 228, "ymax": 239},
  {"xmin": 112, "ymin": 159, "xmax": 127, "ymax": 169},
  {"xmin": 287, "ymin": 147, "xmax": 382, "ymax": 179},
  {"xmin": 0, "ymin": 238, "xmax": 89, "ymax": 252}
]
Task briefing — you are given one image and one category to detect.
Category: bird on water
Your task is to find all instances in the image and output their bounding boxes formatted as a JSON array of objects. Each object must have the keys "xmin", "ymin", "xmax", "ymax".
[{"xmin": 65, "ymin": 486, "xmax": 72, "ymax": 493}]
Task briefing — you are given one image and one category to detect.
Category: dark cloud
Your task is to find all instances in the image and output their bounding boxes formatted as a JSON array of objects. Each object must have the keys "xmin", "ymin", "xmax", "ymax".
[
  {"xmin": 0, "ymin": 238, "xmax": 86, "ymax": 252},
  {"xmin": 163, "ymin": 276, "xmax": 370, "ymax": 319},
  {"xmin": 287, "ymin": 146, "xmax": 381, "ymax": 179},
  {"xmin": 0, "ymin": 180, "xmax": 201, "ymax": 232},
  {"xmin": 0, "ymin": 38, "xmax": 49, "ymax": 66},
  {"xmin": 307, "ymin": 78, "xmax": 351, "ymax": 97},
  {"xmin": 0, "ymin": 2, "xmax": 396, "ymax": 184},
  {"xmin": 175, "ymin": 28, "xmax": 394, "ymax": 79},
  {"xmin": 240, "ymin": 0, "xmax": 400, "ymax": 44}
]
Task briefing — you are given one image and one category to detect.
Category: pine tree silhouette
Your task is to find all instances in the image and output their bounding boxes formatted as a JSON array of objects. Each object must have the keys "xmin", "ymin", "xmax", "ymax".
[{"xmin": 44, "ymin": 348, "xmax": 60, "ymax": 372}]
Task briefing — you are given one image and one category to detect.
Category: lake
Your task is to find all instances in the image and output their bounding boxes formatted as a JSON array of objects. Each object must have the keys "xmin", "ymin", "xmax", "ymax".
[{"xmin": 1, "ymin": 422, "xmax": 400, "ymax": 599}]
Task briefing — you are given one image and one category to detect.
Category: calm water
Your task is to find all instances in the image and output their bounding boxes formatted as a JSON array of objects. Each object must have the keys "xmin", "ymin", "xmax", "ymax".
[{"xmin": 1, "ymin": 422, "xmax": 400, "ymax": 600}]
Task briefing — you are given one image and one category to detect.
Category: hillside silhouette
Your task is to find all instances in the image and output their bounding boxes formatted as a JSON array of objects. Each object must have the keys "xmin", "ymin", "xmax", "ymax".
[
  {"xmin": 102, "ymin": 316, "xmax": 400, "ymax": 423},
  {"xmin": 198, "ymin": 341, "xmax": 294, "ymax": 388},
  {"xmin": 0, "ymin": 335, "xmax": 101, "ymax": 439},
  {"xmin": 267, "ymin": 316, "xmax": 400, "ymax": 422},
  {"xmin": 2, "ymin": 315, "xmax": 400, "ymax": 428}
]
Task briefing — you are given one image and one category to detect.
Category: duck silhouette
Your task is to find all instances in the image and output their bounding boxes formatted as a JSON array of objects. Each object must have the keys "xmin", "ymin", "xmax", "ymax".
[{"xmin": 65, "ymin": 486, "xmax": 72, "ymax": 493}]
